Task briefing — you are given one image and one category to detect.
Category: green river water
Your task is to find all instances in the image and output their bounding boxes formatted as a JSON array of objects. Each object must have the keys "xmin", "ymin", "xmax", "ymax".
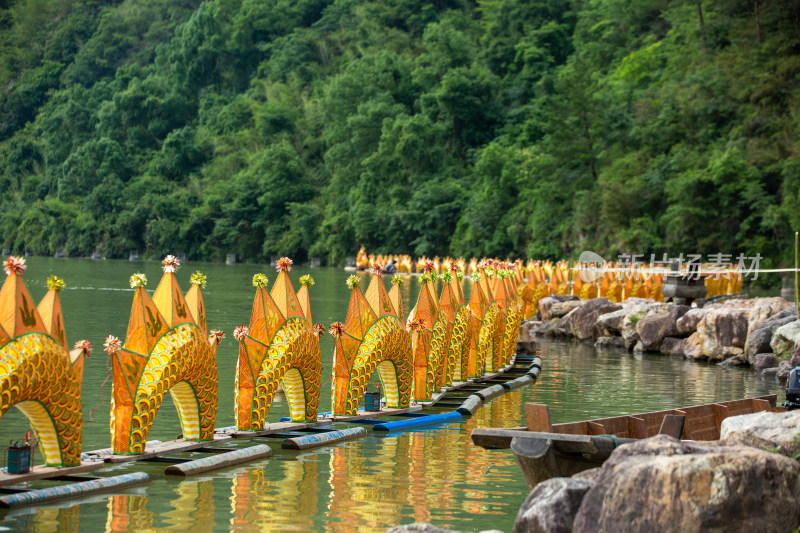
[{"xmin": 0, "ymin": 258, "xmax": 780, "ymax": 532}]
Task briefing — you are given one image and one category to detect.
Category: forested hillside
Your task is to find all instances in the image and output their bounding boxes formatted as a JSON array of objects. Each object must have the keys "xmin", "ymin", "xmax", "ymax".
[{"xmin": 1, "ymin": 0, "xmax": 799, "ymax": 267}]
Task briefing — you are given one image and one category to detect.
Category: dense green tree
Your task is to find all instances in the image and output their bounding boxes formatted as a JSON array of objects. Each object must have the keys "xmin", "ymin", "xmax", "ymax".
[{"xmin": 0, "ymin": 0, "xmax": 798, "ymax": 275}]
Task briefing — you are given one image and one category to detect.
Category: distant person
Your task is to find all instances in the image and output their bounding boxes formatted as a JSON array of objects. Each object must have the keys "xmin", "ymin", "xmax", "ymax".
[{"xmin": 385, "ymin": 260, "xmax": 397, "ymax": 274}]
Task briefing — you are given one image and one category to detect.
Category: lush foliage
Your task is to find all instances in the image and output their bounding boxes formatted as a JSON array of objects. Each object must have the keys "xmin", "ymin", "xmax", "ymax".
[{"xmin": 1, "ymin": 0, "xmax": 799, "ymax": 269}]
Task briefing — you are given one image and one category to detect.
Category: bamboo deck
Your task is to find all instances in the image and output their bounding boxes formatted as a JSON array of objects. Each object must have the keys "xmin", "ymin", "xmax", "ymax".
[{"xmin": 0, "ymin": 461, "xmax": 104, "ymax": 488}]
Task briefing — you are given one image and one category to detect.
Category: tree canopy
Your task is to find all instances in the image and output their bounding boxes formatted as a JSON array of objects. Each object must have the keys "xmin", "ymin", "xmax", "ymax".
[{"xmin": 1, "ymin": 0, "xmax": 798, "ymax": 272}]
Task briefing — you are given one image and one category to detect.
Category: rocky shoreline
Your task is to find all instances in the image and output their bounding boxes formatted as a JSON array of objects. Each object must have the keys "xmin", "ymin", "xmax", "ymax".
[
  {"xmin": 517, "ymin": 295, "xmax": 800, "ymax": 384},
  {"xmin": 389, "ymin": 408, "xmax": 800, "ymax": 533}
]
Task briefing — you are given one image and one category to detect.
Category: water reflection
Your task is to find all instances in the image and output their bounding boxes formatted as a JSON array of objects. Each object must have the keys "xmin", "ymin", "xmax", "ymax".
[
  {"xmin": 8, "ymin": 505, "xmax": 80, "ymax": 533},
  {"xmin": 106, "ymin": 495, "xmax": 154, "ymax": 532}
]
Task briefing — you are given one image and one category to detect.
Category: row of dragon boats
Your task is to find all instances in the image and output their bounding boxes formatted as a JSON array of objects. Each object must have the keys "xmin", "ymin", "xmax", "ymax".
[
  {"xmin": 0, "ymin": 250, "xmax": 762, "ymax": 507},
  {"xmin": 0, "ymin": 253, "xmax": 535, "ymax": 502}
]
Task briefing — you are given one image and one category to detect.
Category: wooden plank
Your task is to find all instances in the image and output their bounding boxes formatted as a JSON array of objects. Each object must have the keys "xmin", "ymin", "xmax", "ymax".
[
  {"xmin": 0, "ymin": 461, "xmax": 104, "ymax": 488},
  {"xmin": 329, "ymin": 405, "xmax": 423, "ymax": 422},
  {"xmin": 750, "ymin": 398, "xmax": 773, "ymax": 413},
  {"xmin": 472, "ymin": 428, "xmax": 597, "ymax": 451},
  {"xmin": 587, "ymin": 422, "xmax": 606, "ymax": 436},
  {"xmin": 657, "ymin": 415, "xmax": 685, "ymax": 439},
  {"xmin": 712, "ymin": 404, "xmax": 730, "ymax": 438},
  {"xmin": 87, "ymin": 434, "xmax": 232, "ymax": 463},
  {"xmin": 525, "ymin": 404, "xmax": 553, "ymax": 432},
  {"xmin": 627, "ymin": 416, "xmax": 647, "ymax": 439}
]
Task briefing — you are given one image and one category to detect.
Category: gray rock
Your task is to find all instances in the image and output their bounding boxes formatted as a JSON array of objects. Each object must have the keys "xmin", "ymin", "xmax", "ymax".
[
  {"xmin": 519, "ymin": 320, "xmax": 540, "ymax": 342},
  {"xmin": 594, "ymin": 336, "xmax": 625, "ymax": 349},
  {"xmin": 745, "ymin": 310, "xmax": 798, "ymax": 362},
  {"xmin": 721, "ymin": 410, "xmax": 800, "ymax": 459},
  {"xmin": 790, "ymin": 345, "xmax": 800, "ymax": 367},
  {"xmin": 745, "ymin": 328, "xmax": 774, "ymax": 361},
  {"xmin": 534, "ymin": 319, "xmax": 561, "ymax": 338},
  {"xmin": 659, "ymin": 337, "xmax": 684, "ymax": 357},
  {"xmin": 753, "ymin": 353, "xmax": 780, "ymax": 371},
  {"xmin": 717, "ymin": 354, "xmax": 748, "ymax": 367},
  {"xmin": 619, "ymin": 303, "xmax": 676, "ymax": 350},
  {"xmin": 777, "ymin": 360, "xmax": 793, "ymax": 385},
  {"xmin": 761, "ymin": 367, "xmax": 779, "ymax": 380},
  {"xmin": 557, "ymin": 298, "xmax": 621, "ymax": 341},
  {"xmin": 633, "ymin": 340, "xmax": 645, "ymax": 353},
  {"xmin": 770, "ymin": 320, "xmax": 800, "ymax": 357},
  {"xmin": 595, "ymin": 308, "xmax": 629, "ymax": 335},
  {"xmin": 636, "ymin": 305, "xmax": 689, "ymax": 351},
  {"xmin": 571, "ymin": 435, "xmax": 800, "ymax": 533},
  {"xmin": 697, "ymin": 308, "xmax": 749, "ymax": 361},
  {"xmin": 512, "ymin": 477, "xmax": 594, "ymax": 533},
  {"xmin": 746, "ymin": 297, "xmax": 793, "ymax": 334},
  {"xmin": 682, "ymin": 331, "xmax": 704, "ymax": 360},
  {"xmin": 621, "ymin": 308, "xmax": 647, "ymax": 350},
  {"xmin": 538, "ymin": 296, "xmax": 579, "ymax": 321},
  {"xmin": 516, "ymin": 340, "xmax": 535, "ymax": 355},
  {"xmin": 549, "ymin": 300, "xmax": 583, "ymax": 319},
  {"xmin": 675, "ymin": 308, "xmax": 708, "ymax": 336}
]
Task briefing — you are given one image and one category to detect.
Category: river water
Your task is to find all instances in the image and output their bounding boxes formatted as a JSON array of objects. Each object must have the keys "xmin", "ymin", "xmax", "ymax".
[{"xmin": 0, "ymin": 258, "xmax": 780, "ymax": 532}]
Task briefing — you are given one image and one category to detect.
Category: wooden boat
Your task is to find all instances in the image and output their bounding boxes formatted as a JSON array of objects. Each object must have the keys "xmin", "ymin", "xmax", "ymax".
[{"xmin": 471, "ymin": 395, "xmax": 783, "ymax": 489}]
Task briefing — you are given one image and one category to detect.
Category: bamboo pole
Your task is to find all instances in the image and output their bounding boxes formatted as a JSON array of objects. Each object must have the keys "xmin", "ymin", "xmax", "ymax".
[{"xmin": 795, "ymin": 232, "xmax": 799, "ymax": 318}]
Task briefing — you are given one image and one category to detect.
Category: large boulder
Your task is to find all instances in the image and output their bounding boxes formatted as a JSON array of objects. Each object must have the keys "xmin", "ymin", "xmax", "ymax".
[
  {"xmin": 721, "ymin": 410, "xmax": 800, "ymax": 459},
  {"xmin": 770, "ymin": 320, "xmax": 800, "ymax": 357},
  {"xmin": 620, "ymin": 303, "xmax": 673, "ymax": 350},
  {"xmin": 745, "ymin": 328, "xmax": 774, "ymax": 361},
  {"xmin": 753, "ymin": 353, "xmax": 780, "ymax": 371},
  {"xmin": 512, "ymin": 477, "xmax": 594, "ymax": 533},
  {"xmin": 539, "ymin": 296, "xmax": 580, "ymax": 321},
  {"xmin": 696, "ymin": 309, "xmax": 749, "ymax": 361},
  {"xmin": 519, "ymin": 320, "xmax": 539, "ymax": 342},
  {"xmin": 557, "ymin": 298, "xmax": 621, "ymax": 341},
  {"xmin": 549, "ymin": 300, "xmax": 583, "ymax": 319},
  {"xmin": 659, "ymin": 337, "xmax": 684, "ymax": 357},
  {"xmin": 636, "ymin": 305, "xmax": 689, "ymax": 352},
  {"xmin": 746, "ymin": 297, "xmax": 793, "ymax": 334},
  {"xmin": 595, "ymin": 308, "xmax": 629, "ymax": 335},
  {"xmin": 681, "ymin": 331, "xmax": 703, "ymax": 359},
  {"xmin": 777, "ymin": 360, "xmax": 793, "ymax": 385},
  {"xmin": 534, "ymin": 319, "xmax": 562, "ymax": 338},
  {"xmin": 744, "ymin": 308, "xmax": 798, "ymax": 362},
  {"xmin": 675, "ymin": 309, "xmax": 708, "ymax": 336},
  {"xmin": 571, "ymin": 435, "xmax": 800, "ymax": 533},
  {"xmin": 718, "ymin": 354, "xmax": 748, "ymax": 367}
]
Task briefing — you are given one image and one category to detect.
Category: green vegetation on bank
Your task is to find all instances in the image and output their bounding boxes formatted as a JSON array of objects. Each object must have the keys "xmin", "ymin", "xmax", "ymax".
[{"xmin": 1, "ymin": 0, "xmax": 798, "ymax": 268}]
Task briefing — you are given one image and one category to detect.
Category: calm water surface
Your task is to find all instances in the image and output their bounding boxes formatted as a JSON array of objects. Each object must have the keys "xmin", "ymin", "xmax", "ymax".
[{"xmin": 0, "ymin": 258, "xmax": 781, "ymax": 532}]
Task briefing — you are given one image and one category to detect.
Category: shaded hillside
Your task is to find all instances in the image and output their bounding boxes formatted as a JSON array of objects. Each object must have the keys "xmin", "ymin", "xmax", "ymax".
[{"xmin": 1, "ymin": 0, "xmax": 798, "ymax": 268}]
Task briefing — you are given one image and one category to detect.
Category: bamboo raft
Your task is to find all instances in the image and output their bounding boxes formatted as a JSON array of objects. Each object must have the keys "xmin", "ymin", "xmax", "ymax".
[{"xmin": 0, "ymin": 354, "xmax": 542, "ymax": 508}]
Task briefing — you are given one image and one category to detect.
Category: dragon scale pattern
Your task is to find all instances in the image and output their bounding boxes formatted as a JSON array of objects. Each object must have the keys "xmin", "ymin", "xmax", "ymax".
[
  {"xmin": 474, "ymin": 304, "xmax": 500, "ymax": 378},
  {"xmin": 449, "ymin": 306, "xmax": 471, "ymax": 383},
  {"xmin": 341, "ymin": 316, "xmax": 411, "ymax": 416},
  {"xmin": 0, "ymin": 333, "xmax": 83, "ymax": 466},
  {"xmin": 114, "ymin": 323, "xmax": 216, "ymax": 454},
  {"xmin": 244, "ymin": 318, "xmax": 321, "ymax": 428}
]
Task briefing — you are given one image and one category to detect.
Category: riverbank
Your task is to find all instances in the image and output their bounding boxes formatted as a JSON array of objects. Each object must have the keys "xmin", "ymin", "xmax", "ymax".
[{"xmin": 518, "ymin": 295, "xmax": 800, "ymax": 384}]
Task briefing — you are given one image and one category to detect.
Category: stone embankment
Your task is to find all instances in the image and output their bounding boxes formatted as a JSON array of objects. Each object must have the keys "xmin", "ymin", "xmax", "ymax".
[
  {"xmin": 512, "ymin": 409, "xmax": 800, "ymax": 533},
  {"xmin": 518, "ymin": 295, "xmax": 800, "ymax": 384}
]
